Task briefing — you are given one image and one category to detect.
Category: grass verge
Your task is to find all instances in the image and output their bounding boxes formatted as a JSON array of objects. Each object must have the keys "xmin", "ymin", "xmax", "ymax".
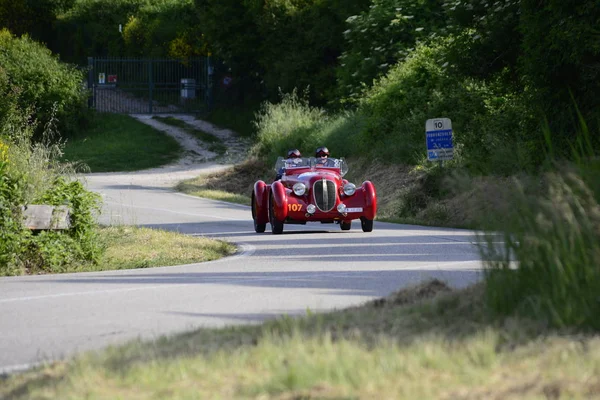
[
  {"xmin": 7, "ymin": 226, "xmax": 237, "ymax": 275},
  {"xmin": 176, "ymin": 158, "xmax": 269, "ymax": 206},
  {"xmin": 2, "ymin": 280, "xmax": 598, "ymax": 399},
  {"xmin": 62, "ymin": 113, "xmax": 182, "ymax": 172},
  {"xmin": 152, "ymin": 116, "xmax": 228, "ymax": 155},
  {"xmin": 97, "ymin": 225, "xmax": 237, "ymax": 270}
]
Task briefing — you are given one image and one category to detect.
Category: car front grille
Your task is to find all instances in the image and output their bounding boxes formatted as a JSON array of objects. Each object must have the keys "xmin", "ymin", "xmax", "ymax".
[{"xmin": 313, "ymin": 179, "xmax": 336, "ymax": 212}]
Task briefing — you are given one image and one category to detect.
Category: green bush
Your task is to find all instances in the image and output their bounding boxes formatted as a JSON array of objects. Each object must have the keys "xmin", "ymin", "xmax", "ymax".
[
  {"xmin": 357, "ymin": 39, "xmax": 539, "ymax": 173},
  {"xmin": 253, "ymin": 90, "xmax": 326, "ymax": 162},
  {"xmin": 0, "ymin": 29, "xmax": 89, "ymax": 140},
  {"xmin": 0, "ymin": 138, "xmax": 28, "ymax": 273},
  {"xmin": 39, "ymin": 177, "xmax": 102, "ymax": 263},
  {"xmin": 0, "ymin": 100, "xmax": 102, "ymax": 275}
]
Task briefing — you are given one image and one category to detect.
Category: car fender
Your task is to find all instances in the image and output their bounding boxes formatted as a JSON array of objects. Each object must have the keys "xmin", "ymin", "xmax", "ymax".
[
  {"xmin": 270, "ymin": 180, "xmax": 288, "ymax": 222},
  {"xmin": 253, "ymin": 181, "xmax": 269, "ymax": 224},
  {"xmin": 362, "ymin": 180, "xmax": 377, "ymax": 220}
]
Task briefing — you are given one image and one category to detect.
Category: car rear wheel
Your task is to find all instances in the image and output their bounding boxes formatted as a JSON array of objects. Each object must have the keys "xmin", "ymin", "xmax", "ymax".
[
  {"xmin": 270, "ymin": 197, "xmax": 284, "ymax": 234},
  {"xmin": 340, "ymin": 221, "xmax": 352, "ymax": 231},
  {"xmin": 360, "ymin": 217, "xmax": 373, "ymax": 232},
  {"xmin": 252, "ymin": 193, "xmax": 266, "ymax": 233}
]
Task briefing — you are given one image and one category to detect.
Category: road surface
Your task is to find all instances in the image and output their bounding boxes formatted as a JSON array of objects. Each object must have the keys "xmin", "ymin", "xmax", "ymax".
[{"xmin": 0, "ymin": 162, "xmax": 483, "ymax": 374}]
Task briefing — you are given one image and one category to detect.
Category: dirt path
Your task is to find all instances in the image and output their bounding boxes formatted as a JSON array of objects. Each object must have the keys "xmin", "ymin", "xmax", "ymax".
[
  {"xmin": 84, "ymin": 115, "xmax": 251, "ymax": 188},
  {"xmin": 131, "ymin": 114, "xmax": 251, "ymax": 165}
]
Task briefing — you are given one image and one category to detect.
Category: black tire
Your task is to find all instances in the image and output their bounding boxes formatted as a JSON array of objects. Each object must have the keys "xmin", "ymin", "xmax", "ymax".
[
  {"xmin": 340, "ymin": 221, "xmax": 352, "ymax": 231},
  {"xmin": 360, "ymin": 217, "xmax": 373, "ymax": 232},
  {"xmin": 251, "ymin": 193, "xmax": 266, "ymax": 233},
  {"xmin": 270, "ymin": 197, "xmax": 284, "ymax": 234}
]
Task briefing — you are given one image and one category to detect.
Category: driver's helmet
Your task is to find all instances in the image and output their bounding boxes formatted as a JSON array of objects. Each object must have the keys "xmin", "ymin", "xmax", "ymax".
[
  {"xmin": 287, "ymin": 149, "xmax": 302, "ymax": 158},
  {"xmin": 315, "ymin": 146, "xmax": 329, "ymax": 158}
]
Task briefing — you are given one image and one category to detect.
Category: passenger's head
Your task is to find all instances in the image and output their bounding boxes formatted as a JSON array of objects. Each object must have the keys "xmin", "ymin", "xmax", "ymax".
[
  {"xmin": 287, "ymin": 149, "xmax": 302, "ymax": 158},
  {"xmin": 315, "ymin": 146, "xmax": 329, "ymax": 158}
]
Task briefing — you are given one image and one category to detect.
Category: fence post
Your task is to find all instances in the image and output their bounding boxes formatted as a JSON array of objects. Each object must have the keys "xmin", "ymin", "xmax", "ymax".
[
  {"xmin": 87, "ymin": 57, "xmax": 94, "ymax": 108},
  {"xmin": 206, "ymin": 56, "xmax": 213, "ymax": 111},
  {"xmin": 148, "ymin": 59, "xmax": 153, "ymax": 114}
]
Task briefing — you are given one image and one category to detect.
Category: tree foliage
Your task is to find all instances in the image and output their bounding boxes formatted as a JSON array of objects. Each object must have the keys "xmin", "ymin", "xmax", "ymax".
[
  {"xmin": 335, "ymin": 0, "xmax": 445, "ymax": 104},
  {"xmin": 519, "ymin": 0, "xmax": 600, "ymax": 147},
  {"xmin": 194, "ymin": 0, "xmax": 370, "ymax": 104}
]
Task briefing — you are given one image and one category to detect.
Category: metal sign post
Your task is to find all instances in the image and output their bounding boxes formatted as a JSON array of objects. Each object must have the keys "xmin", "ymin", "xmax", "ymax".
[{"xmin": 426, "ymin": 118, "xmax": 454, "ymax": 166}]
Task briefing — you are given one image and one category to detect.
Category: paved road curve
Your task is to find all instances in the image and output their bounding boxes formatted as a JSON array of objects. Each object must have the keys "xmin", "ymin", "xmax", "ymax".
[{"xmin": 0, "ymin": 163, "xmax": 483, "ymax": 374}]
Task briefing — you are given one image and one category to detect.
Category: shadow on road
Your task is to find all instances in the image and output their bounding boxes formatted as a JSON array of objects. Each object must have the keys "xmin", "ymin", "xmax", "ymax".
[{"xmin": 38, "ymin": 268, "xmax": 482, "ymax": 299}]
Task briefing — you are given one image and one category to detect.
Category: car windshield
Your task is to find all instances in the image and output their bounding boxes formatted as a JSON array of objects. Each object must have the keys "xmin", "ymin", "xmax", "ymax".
[
  {"xmin": 274, "ymin": 156, "xmax": 348, "ymax": 177},
  {"xmin": 274, "ymin": 157, "xmax": 312, "ymax": 171}
]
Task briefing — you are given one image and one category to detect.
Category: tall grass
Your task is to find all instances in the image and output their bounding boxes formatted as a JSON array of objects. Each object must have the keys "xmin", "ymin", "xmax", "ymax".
[
  {"xmin": 253, "ymin": 89, "xmax": 365, "ymax": 163},
  {"xmin": 253, "ymin": 89, "xmax": 326, "ymax": 161},
  {"xmin": 482, "ymin": 121, "xmax": 600, "ymax": 329}
]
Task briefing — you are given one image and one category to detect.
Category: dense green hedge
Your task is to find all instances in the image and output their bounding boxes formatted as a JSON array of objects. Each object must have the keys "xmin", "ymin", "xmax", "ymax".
[{"xmin": 0, "ymin": 29, "xmax": 89, "ymax": 139}]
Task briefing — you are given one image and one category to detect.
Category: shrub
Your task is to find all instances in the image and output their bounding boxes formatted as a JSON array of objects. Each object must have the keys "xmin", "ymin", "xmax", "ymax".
[
  {"xmin": 357, "ymin": 39, "xmax": 539, "ymax": 173},
  {"xmin": 0, "ymin": 138, "xmax": 28, "ymax": 273},
  {"xmin": 0, "ymin": 29, "xmax": 89, "ymax": 140},
  {"xmin": 0, "ymin": 100, "xmax": 102, "ymax": 275},
  {"xmin": 253, "ymin": 90, "xmax": 327, "ymax": 163},
  {"xmin": 39, "ymin": 177, "xmax": 102, "ymax": 263}
]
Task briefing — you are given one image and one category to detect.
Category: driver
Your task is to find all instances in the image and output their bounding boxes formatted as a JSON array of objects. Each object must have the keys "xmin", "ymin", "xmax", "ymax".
[
  {"xmin": 315, "ymin": 146, "xmax": 334, "ymax": 167},
  {"xmin": 276, "ymin": 148, "xmax": 302, "ymax": 180}
]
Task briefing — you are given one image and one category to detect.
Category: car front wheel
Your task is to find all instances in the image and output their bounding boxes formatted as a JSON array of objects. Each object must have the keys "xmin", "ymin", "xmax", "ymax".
[
  {"xmin": 252, "ymin": 193, "xmax": 266, "ymax": 233},
  {"xmin": 360, "ymin": 217, "xmax": 373, "ymax": 232},
  {"xmin": 270, "ymin": 197, "xmax": 284, "ymax": 234},
  {"xmin": 340, "ymin": 221, "xmax": 352, "ymax": 231}
]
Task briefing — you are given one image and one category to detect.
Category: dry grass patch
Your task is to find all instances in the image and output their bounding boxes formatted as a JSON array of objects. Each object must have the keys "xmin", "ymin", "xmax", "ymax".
[
  {"xmin": 3, "ymin": 280, "xmax": 599, "ymax": 399},
  {"xmin": 176, "ymin": 158, "xmax": 270, "ymax": 205},
  {"xmin": 98, "ymin": 225, "xmax": 237, "ymax": 270}
]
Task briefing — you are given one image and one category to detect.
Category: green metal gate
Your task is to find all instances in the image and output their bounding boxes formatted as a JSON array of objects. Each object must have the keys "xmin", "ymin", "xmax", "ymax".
[{"xmin": 87, "ymin": 57, "xmax": 212, "ymax": 114}]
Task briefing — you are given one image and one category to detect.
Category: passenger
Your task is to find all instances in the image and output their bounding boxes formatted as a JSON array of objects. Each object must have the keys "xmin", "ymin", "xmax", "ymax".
[
  {"xmin": 315, "ymin": 146, "xmax": 334, "ymax": 167},
  {"xmin": 276, "ymin": 148, "xmax": 302, "ymax": 180}
]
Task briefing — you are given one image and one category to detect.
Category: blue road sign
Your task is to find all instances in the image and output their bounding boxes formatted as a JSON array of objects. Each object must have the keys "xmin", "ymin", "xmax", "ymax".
[{"xmin": 425, "ymin": 118, "xmax": 453, "ymax": 161}]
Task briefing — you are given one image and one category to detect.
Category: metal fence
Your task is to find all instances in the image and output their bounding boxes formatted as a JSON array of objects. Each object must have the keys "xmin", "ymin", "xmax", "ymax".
[{"xmin": 87, "ymin": 57, "xmax": 212, "ymax": 114}]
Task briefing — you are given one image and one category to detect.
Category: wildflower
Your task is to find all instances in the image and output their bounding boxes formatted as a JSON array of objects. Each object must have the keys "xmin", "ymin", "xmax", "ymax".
[{"xmin": 0, "ymin": 140, "xmax": 9, "ymax": 165}]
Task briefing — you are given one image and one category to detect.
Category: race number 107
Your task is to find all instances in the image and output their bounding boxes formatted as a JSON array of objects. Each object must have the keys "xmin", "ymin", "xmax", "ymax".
[{"xmin": 288, "ymin": 204, "xmax": 303, "ymax": 212}]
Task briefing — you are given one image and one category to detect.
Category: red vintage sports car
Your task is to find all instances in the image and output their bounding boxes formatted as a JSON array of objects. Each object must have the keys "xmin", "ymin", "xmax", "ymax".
[{"xmin": 252, "ymin": 157, "xmax": 377, "ymax": 234}]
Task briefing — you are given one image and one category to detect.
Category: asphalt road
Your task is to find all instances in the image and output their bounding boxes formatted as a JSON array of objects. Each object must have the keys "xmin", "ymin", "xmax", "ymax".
[{"xmin": 0, "ymin": 163, "xmax": 483, "ymax": 374}]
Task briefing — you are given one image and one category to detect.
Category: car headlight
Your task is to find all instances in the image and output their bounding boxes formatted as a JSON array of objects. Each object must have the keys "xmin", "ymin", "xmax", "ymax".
[
  {"xmin": 343, "ymin": 183, "xmax": 356, "ymax": 196},
  {"xmin": 337, "ymin": 203, "xmax": 347, "ymax": 213},
  {"xmin": 293, "ymin": 183, "xmax": 306, "ymax": 196},
  {"xmin": 307, "ymin": 204, "xmax": 316, "ymax": 214}
]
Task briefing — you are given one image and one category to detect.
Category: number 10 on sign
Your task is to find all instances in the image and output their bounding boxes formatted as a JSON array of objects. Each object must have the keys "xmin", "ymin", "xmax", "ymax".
[{"xmin": 425, "ymin": 118, "xmax": 453, "ymax": 161}]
